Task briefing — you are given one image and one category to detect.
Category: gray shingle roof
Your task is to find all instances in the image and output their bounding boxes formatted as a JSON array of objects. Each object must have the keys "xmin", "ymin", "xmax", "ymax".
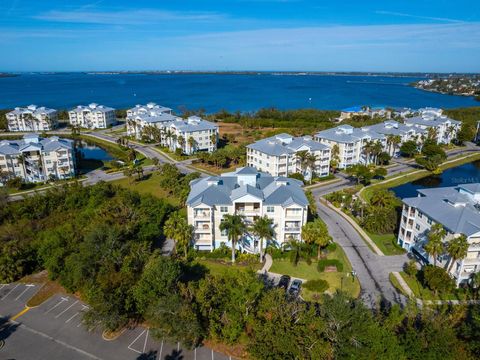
[
  {"xmin": 70, "ymin": 103, "xmax": 115, "ymax": 113},
  {"xmin": 0, "ymin": 134, "xmax": 73, "ymax": 156},
  {"xmin": 187, "ymin": 167, "xmax": 308, "ymax": 207},
  {"xmin": 8, "ymin": 105, "xmax": 57, "ymax": 116},
  {"xmin": 315, "ymin": 125, "xmax": 385, "ymax": 143},
  {"xmin": 403, "ymin": 185, "xmax": 480, "ymax": 236},
  {"xmin": 247, "ymin": 134, "xmax": 329, "ymax": 156}
]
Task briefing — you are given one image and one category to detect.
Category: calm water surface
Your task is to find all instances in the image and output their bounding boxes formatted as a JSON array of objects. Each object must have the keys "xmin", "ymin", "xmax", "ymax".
[
  {"xmin": 76, "ymin": 140, "xmax": 113, "ymax": 162},
  {"xmin": 0, "ymin": 73, "xmax": 477, "ymax": 112},
  {"xmin": 390, "ymin": 160, "xmax": 480, "ymax": 199}
]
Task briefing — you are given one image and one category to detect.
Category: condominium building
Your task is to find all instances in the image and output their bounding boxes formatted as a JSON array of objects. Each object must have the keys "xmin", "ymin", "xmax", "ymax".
[
  {"xmin": 314, "ymin": 125, "xmax": 386, "ymax": 168},
  {"xmin": 7, "ymin": 105, "xmax": 58, "ymax": 132},
  {"xmin": 0, "ymin": 134, "xmax": 76, "ymax": 184},
  {"xmin": 186, "ymin": 167, "xmax": 309, "ymax": 252},
  {"xmin": 404, "ymin": 114, "xmax": 461, "ymax": 144},
  {"xmin": 337, "ymin": 106, "xmax": 391, "ymax": 122},
  {"xmin": 126, "ymin": 103, "xmax": 218, "ymax": 154},
  {"xmin": 68, "ymin": 103, "xmax": 116, "ymax": 129},
  {"xmin": 246, "ymin": 133, "xmax": 331, "ymax": 179},
  {"xmin": 363, "ymin": 121, "xmax": 425, "ymax": 156},
  {"xmin": 398, "ymin": 184, "xmax": 480, "ymax": 285}
]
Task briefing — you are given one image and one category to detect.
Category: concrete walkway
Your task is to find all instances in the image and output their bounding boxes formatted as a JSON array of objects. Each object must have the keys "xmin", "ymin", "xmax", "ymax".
[{"xmin": 260, "ymin": 254, "xmax": 273, "ymax": 273}]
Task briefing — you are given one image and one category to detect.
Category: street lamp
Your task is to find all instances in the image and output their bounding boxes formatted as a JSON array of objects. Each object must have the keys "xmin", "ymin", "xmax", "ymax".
[{"xmin": 351, "ymin": 270, "xmax": 357, "ymax": 282}]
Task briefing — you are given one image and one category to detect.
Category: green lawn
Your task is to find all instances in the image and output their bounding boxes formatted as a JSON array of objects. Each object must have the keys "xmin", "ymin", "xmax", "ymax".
[
  {"xmin": 195, "ymin": 259, "xmax": 262, "ymax": 276},
  {"xmin": 389, "ymin": 273, "xmax": 410, "ymax": 297},
  {"xmin": 110, "ymin": 173, "xmax": 180, "ymax": 207},
  {"xmin": 368, "ymin": 232, "xmax": 405, "ymax": 256},
  {"xmin": 269, "ymin": 245, "xmax": 360, "ymax": 301},
  {"xmin": 399, "ymin": 271, "xmax": 466, "ymax": 301}
]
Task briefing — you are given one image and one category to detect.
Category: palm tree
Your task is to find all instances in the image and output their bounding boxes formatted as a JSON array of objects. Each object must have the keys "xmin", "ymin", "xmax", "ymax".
[
  {"xmin": 210, "ymin": 133, "xmax": 217, "ymax": 148},
  {"xmin": 391, "ymin": 135, "xmax": 402, "ymax": 156},
  {"xmin": 164, "ymin": 212, "xmax": 193, "ymax": 259},
  {"xmin": 386, "ymin": 135, "xmax": 395, "ymax": 156},
  {"xmin": 295, "ymin": 150, "xmax": 309, "ymax": 175},
  {"xmin": 427, "ymin": 127, "xmax": 438, "ymax": 142},
  {"xmin": 445, "ymin": 125, "xmax": 456, "ymax": 143},
  {"xmin": 424, "ymin": 223, "xmax": 446, "ymax": 266},
  {"xmin": 288, "ymin": 239, "xmax": 311, "ymax": 266},
  {"xmin": 330, "ymin": 144, "xmax": 340, "ymax": 173},
  {"xmin": 362, "ymin": 140, "xmax": 374, "ymax": 164},
  {"xmin": 305, "ymin": 153, "xmax": 318, "ymax": 184},
  {"xmin": 177, "ymin": 135, "xmax": 186, "ymax": 153},
  {"xmin": 446, "ymin": 234, "xmax": 469, "ymax": 274},
  {"xmin": 219, "ymin": 214, "xmax": 246, "ymax": 263},
  {"xmin": 250, "ymin": 216, "xmax": 274, "ymax": 262},
  {"xmin": 469, "ymin": 272, "xmax": 480, "ymax": 299},
  {"xmin": 301, "ymin": 219, "xmax": 332, "ymax": 260},
  {"xmin": 187, "ymin": 136, "xmax": 196, "ymax": 154}
]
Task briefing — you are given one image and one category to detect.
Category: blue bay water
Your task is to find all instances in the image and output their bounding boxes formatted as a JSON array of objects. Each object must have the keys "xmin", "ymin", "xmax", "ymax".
[
  {"xmin": 390, "ymin": 160, "xmax": 480, "ymax": 199},
  {"xmin": 0, "ymin": 73, "xmax": 477, "ymax": 112}
]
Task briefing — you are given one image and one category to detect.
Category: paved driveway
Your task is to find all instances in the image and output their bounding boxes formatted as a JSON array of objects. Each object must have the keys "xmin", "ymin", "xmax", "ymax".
[{"xmin": 0, "ymin": 284, "xmax": 232, "ymax": 360}]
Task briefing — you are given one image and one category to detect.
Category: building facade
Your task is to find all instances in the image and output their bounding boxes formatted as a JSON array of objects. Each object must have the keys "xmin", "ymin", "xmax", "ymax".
[
  {"xmin": 404, "ymin": 114, "xmax": 461, "ymax": 144},
  {"xmin": 398, "ymin": 184, "xmax": 480, "ymax": 285},
  {"xmin": 186, "ymin": 167, "xmax": 309, "ymax": 252},
  {"xmin": 126, "ymin": 103, "xmax": 218, "ymax": 154},
  {"xmin": 7, "ymin": 105, "xmax": 59, "ymax": 132},
  {"xmin": 0, "ymin": 134, "xmax": 76, "ymax": 184},
  {"xmin": 246, "ymin": 133, "xmax": 331, "ymax": 179},
  {"xmin": 314, "ymin": 125, "xmax": 386, "ymax": 168},
  {"xmin": 69, "ymin": 103, "xmax": 116, "ymax": 129}
]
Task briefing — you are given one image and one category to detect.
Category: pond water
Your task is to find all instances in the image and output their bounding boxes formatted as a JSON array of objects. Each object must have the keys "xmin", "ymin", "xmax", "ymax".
[
  {"xmin": 75, "ymin": 140, "xmax": 114, "ymax": 162},
  {"xmin": 75, "ymin": 140, "xmax": 114, "ymax": 173},
  {"xmin": 390, "ymin": 160, "xmax": 480, "ymax": 199}
]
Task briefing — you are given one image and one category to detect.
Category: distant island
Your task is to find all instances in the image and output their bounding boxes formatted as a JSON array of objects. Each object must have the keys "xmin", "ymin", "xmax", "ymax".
[
  {"xmin": 412, "ymin": 75, "xmax": 480, "ymax": 101},
  {"xmin": 0, "ymin": 73, "xmax": 18, "ymax": 78}
]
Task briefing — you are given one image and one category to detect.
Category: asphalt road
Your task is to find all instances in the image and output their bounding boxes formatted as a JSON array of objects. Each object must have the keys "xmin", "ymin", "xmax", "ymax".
[{"xmin": 0, "ymin": 283, "xmax": 231, "ymax": 360}]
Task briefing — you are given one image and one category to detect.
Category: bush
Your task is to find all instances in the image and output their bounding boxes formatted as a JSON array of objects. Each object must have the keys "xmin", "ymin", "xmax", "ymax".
[
  {"xmin": 266, "ymin": 247, "xmax": 290, "ymax": 260},
  {"xmin": 421, "ymin": 265, "xmax": 456, "ymax": 295},
  {"xmin": 237, "ymin": 253, "xmax": 258, "ymax": 264},
  {"xmin": 318, "ymin": 259, "xmax": 343, "ymax": 272},
  {"xmin": 304, "ymin": 279, "xmax": 329, "ymax": 293},
  {"xmin": 325, "ymin": 242, "xmax": 337, "ymax": 253},
  {"xmin": 404, "ymin": 260, "xmax": 418, "ymax": 277},
  {"xmin": 289, "ymin": 173, "xmax": 305, "ymax": 183}
]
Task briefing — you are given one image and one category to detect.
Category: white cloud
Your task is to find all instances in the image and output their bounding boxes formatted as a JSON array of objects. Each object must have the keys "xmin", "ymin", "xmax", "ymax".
[
  {"xmin": 375, "ymin": 10, "xmax": 465, "ymax": 24},
  {"xmin": 34, "ymin": 8, "xmax": 225, "ymax": 25}
]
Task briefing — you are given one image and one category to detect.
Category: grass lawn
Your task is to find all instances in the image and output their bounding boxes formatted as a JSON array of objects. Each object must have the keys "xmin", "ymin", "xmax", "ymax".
[
  {"xmin": 195, "ymin": 259, "xmax": 262, "ymax": 276},
  {"xmin": 389, "ymin": 273, "xmax": 409, "ymax": 297},
  {"xmin": 368, "ymin": 232, "xmax": 405, "ymax": 256},
  {"xmin": 269, "ymin": 245, "xmax": 360, "ymax": 301},
  {"xmin": 191, "ymin": 162, "xmax": 238, "ymax": 175},
  {"xmin": 110, "ymin": 172, "xmax": 180, "ymax": 207},
  {"xmin": 399, "ymin": 271, "xmax": 466, "ymax": 301}
]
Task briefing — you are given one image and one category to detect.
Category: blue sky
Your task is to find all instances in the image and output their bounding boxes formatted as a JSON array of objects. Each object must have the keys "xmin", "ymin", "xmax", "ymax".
[{"xmin": 0, "ymin": 0, "xmax": 479, "ymax": 72}]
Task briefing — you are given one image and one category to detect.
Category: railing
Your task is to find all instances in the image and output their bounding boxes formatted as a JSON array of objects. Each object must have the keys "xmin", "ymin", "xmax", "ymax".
[
  {"xmin": 194, "ymin": 212, "xmax": 211, "ymax": 219},
  {"xmin": 284, "ymin": 227, "xmax": 301, "ymax": 232}
]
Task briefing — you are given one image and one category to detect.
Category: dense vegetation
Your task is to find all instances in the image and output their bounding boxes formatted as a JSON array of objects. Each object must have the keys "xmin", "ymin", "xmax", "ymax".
[{"xmin": 1, "ymin": 183, "xmax": 480, "ymax": 358}]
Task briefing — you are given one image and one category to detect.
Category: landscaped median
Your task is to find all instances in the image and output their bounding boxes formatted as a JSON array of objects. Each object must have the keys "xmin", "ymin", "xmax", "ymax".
[{"xmin": 268, "ymin": 243, "xmax": 361, "ymax": 301}]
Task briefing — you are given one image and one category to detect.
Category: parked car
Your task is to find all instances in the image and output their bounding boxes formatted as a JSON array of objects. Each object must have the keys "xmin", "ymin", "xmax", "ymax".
[
  {"xmin": 288, "ymin": 279, "xmax": 302, "ymax": 297},
  {"xmin": 278, "ymin": 275, "xmax": 291, "ymax": 290}
]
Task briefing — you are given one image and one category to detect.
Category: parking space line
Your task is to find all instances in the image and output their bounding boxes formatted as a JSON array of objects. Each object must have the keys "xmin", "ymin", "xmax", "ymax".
[
  {"xmin": 212, "ymin": 349, "xmax": 214, "ymax": 360},
  {"xmin": 194, "ymin": 347, "xmax": 197, "ymax": 360},
  {"xmin": 177, "ymin": 342, "xmax": 180, "ymax": 351},
  {"xmin": 143, "ymin": 328, "xmax": 149, "ymax": 354},
  {"xmin": 65, "ymin": 311, "xmax": 80, "ymax": 323},
  {"xmin": 1, "ymin": 284, "xmax": 19, "ymax": 300},
  {"xmin": 0, "ymin": 284, "xmax": 6, "ymax": 291},
  {"xmin": 46, "ymin": 297, "xmax": 68, "ymax": 313},
  {"xmin": 55, "ymin": 300, "xmax": 79, "ymax": 318},
  {"xmin": 128, "ymin": 329, "xmax": 146, "ymax": 354},
  {"xmin": 14, "ymin": 284, "xmax": 34, "ymax": 301},
  {"xmin": 159, "ymin": 339, "xmax": 164, "ymax": 359}
]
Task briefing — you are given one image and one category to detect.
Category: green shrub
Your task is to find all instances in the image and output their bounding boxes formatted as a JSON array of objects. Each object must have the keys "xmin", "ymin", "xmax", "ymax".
[
  {"xmin": 318, "ymin": 259, "xmax": 343, "ymax": 272},
  {"xmin": 289, "ymin": 173, "xmax": 305, "ymax": 183},
  {"xmin": 304, "ymin": 279, "xmax": 329, "ymax": 293},
  {"xmin": 266, "ymin": 247, "xmax": 290, "ymax": 260},
  {"xmin": 325, "ymin": 242, "xmax": 337, "ymax": 253}
]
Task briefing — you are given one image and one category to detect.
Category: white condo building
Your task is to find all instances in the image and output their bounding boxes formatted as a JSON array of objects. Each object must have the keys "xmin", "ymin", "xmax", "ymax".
[
  {"xmin": 0, "ymin": 134, "xmax": 76, "ymax": 184},
  {"xmin": 404, "ymin": 113, "xmax": 461, "ymax": 144},
  {"xmin": 398, "ymin": 184, "xmax": 480, "ymax": 286},
  {"xmin": 246, "ymin": 133, "xmax": 331, "ymax": 180},
  {"xmin": 7, "ymin": 105, "xmax": 58, "ymax": 132},
  {"xmin": 69, "ymin": 103, "xmax": 116, "ymax": 129},
  {"xmin": 186, "ymin": 167, "xmax": 309, "ymax": 252},
  {"xmin": 314, "ymin": 125, "xmax": 386, "ymax": 168},
  {"xmin": 126, "ymin": 103, "xmax": 218, "ymax": 154}
]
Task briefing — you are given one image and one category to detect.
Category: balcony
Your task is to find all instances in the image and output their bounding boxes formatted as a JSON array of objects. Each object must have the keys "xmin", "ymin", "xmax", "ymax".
[
  {"xmin": 284, "ymin": 226, "xmax": 301, "ymax": 232},
  {"xmin": 194, "ymin": 211, "xmax": 211, "ymax": 219},
  {"xmin": 235, "ymin": 203, "xmax": 260, "ymax": 215}
]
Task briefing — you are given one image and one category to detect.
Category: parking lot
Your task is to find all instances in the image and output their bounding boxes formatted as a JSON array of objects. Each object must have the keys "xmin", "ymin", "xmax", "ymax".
[{"xmin": 0, "ymin": 283, "xmax": 233, "ymax": 360}]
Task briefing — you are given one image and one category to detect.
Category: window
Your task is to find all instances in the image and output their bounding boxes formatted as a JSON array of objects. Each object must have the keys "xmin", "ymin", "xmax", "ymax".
[
  {"xmin": 267, "ymin": 206, "xmax": 274, "ymax": 213},
  {"xmin": 427, "ymin": 218, "xmax": 433, "ymax": 225},
  {"xmin": 220, "ymin": 206, "xmax": 228, "ymax": 213},
  {"xmin": 418, "ymin": 212, "xmax": 423, "ymax": 218},
  {"xmin": 415, "ymin": 224, "xmax": 420, "ymax": 231}
]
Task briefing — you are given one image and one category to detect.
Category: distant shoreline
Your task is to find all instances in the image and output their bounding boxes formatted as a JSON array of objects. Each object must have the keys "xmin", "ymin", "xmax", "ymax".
[{"xmin": 1, "ymin": 71, "xmax": 479, "ymax": 78}]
